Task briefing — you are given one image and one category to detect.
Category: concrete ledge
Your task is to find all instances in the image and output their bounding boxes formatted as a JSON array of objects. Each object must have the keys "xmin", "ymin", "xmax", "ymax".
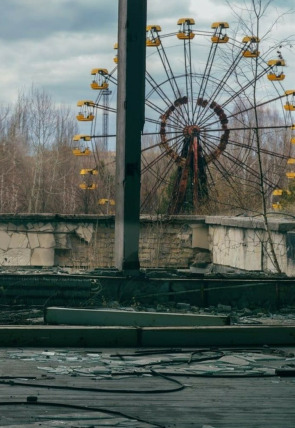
[
  {"xmin": 205, "ymin": 216, "xmax": 295, "ymax": 232},
  {"xmin": 44, "ymin": 307, "xmax": 230, "ymax": 327},
  {"xmin": 141, "ymin": 326, "xmax": 295, "ymax": 347},
  {"xmin": 0, "ymin": 325, "xmax": 295, "ymax": 347},
  {"xmin": 0, "ymin": 326, "xmax": 137, "ymax": 347}
]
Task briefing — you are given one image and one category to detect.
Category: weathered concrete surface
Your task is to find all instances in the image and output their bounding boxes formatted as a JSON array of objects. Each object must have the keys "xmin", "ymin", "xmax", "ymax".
[
  {"xmin": 206, "ymin": 216, "xmax": 295, "ymax": 276},
  {"xmin": 1, "ymin": 272, "xmax": 295, "ymax": 309},
  {"xmin": 140, "ymin": 325, "xmax": 295, "ymax": 347},
  {"xmin": 0, "ymin": 231, "xmax": 10, "ymax": 250},
  {"xmin": 0, "ymin": 214, "xmax": 294, "ymax": 275},
  {"xmin": 2, "ymin": 249, "xmax": 31, "ymax": 266},
  {"xmin": 9, "ymin": 233, "xmax": 28, "ymax": 249},
  {"xmin": 1, "ymin": 325, "xmax": 295, "ymax": 347},
  {"xmin": 0, "ymin": 214, "xmax": 205, "ymax": 269},
  {"xmin": 0, "ymin": 326, "xmax": 137, "ymax": 347},
  {"xmin": 44, "ymin": 307, "xmax": 230, "ymax": 327},
  {"xmin": 31, "ymin": 248, "xmax": 55, "ymax": 266}
]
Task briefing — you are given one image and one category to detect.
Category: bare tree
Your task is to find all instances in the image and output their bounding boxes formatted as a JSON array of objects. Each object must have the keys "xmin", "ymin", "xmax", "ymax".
[{"xmin": 227, "ymin": 0, "xmax": 295, "ymax": 272}]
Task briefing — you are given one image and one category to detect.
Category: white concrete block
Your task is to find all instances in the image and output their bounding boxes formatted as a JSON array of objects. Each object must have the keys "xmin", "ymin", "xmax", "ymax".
[
  {"xmin": 75, "ymin": 224, "xmax": 93, "ymax": 243},
  {"xmin": 38, "ymin": 233, "xmax": 56, "ymax": 249},
  {"xmin": 191, "ymin": 224, "xmax": 209, "ymax": 249},
  {"xmin": 39, "ymin": 223, "xmax": 54, "ymax": 232},
  {"xmin": 55, "ymin": 224, "xmax": 70, "ymax": 233},
  {"xmin": 28, "ymin": 233, "xmax": 39, "ymax": 249},
  {"xmin": 0, "ymin": 231, "xmax": 11, "ymax": 250},
  {"xmin": 31, "ymin": 248, "xmax": 54, "ymax": 266},
  {"xmin": 45, "ymin": 308, "xmax": 230, "ymax": 327},
  {"xmin": 1, "ymin": 249, "xmax": 31, "ymax": 266},
  {"xmin": 9, "ymin": 233, "xmax": 28, "ymax": 249}
]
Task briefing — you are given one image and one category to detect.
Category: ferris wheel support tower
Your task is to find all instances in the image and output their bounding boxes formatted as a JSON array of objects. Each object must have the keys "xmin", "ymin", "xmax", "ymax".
[{"xmin": 101, "ymin": 89, "xmax": 112, "ymax": 151}]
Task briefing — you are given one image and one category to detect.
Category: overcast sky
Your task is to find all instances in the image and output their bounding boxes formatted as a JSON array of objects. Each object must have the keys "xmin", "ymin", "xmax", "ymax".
[{"xmin": 0, "ymin": 0, "xmax": 294, "ymax": 110}]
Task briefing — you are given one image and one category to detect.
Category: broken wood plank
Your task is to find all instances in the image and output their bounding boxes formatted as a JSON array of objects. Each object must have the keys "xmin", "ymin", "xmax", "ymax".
[{"xmin": 44, "ymin": 307, "xmax": 230, "ymax": 327}]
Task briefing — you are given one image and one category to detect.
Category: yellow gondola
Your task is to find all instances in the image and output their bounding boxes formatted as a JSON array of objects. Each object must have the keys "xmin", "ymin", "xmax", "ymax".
[
  {"xmin": 286, "ymin": 172, "xmax": 295, "ymax": 179},
  {"xmin": 284, "ymin": 90, "xmax": 295, "ymax": 111},
  {"xmin": 242, "ymin": 36, "xmax": 260, "ymax": 58},
  {"xmin": 79, "ymin": 183, "xmax": 98, "ymax": 190},
  {"xmin": 272, "ymin": 189, "xmax": 291, "ymax": 210},
  {"xmin": 284, "ymin": 102, "xmax": 295, "ymax": 111},
  {"xmin": 211, "ymin": 22, "xmax": 229, "ymax": 43},
  {"xmin": 76, "ymin": 100, "xmax": 95, "ymax": 122},
  {"xmin": 287, "ymin": 158, "xmax": 295, "ymax": 164},
  {"xmin": 146, "ymin": 25, "xmax": 161, "ymax": 46},
  {"xmin": 291, "ymin": 137, "xmax": 295, "ymax": 144},
  {"xmin": 268, "ymin": 72, "xmax": 285, "ymax": 81},
  {"xmin": 272, "ymin": 202, "xmax": 282, "ymax": 210},
  {"xmin": 267, "ymin": 59, "xmax": 286, "ymax": 81},
  {"xmin": 72, "ymin": 148, "xmax": 92, "ymax": 156},
  {"xmin": 73, "ymin": 135, "xmax": 91, "ymax": 142},
  {"xmin": 80, "ymin": 169, "xmax": 98, "ymax": 175},
  {"xmin": 272, "ymin": 189, "xmax": 283, "ymax": 196},
  {"xmin": 98, "ymin": 198, "xmax": 115, "ymax": 206},
  {"xmin": 113, "ymin": 42, "xmax": 118, "ymax": 64},
  {"xmin": 90, "ymin": 68, "xmax": 109, "ymax": 90},
  {"xmin": 177, "ymin": 18, "xmax": 195, "ymax": 40},
  {"xmin": 76, "ymin": 113, "xmax": 95, "ymax": 122}
]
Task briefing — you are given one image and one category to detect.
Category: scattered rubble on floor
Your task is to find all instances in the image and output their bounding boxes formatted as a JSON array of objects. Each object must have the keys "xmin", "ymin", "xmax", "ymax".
[{"xmin": 3, "ymin": 346, "xmax": 295, "ymax": 379}]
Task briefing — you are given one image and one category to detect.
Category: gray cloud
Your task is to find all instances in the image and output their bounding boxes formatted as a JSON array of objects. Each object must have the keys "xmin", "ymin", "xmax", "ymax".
[
  {"xmin": 0, "ymin": 0, "xmax": 294, "ymax": 110},
  {"xmin": 0, "ymin": 0, "xmax": 118, "ymax": 41}
]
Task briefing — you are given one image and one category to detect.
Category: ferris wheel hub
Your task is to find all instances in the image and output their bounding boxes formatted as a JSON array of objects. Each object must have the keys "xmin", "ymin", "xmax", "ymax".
[{"xmin": 183, "ymin": 125, "xmax": 200, "ymax": 137}]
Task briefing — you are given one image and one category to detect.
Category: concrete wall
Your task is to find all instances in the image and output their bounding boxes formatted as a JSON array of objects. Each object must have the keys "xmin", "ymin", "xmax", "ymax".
[
  {"xmin": 0, "ymin": 214, "xmax": 207, "ymax": 269},
  {"xmin": 1, "ymin": 214, "xmax": 295, "ymax": 276},
  {"xmin": 206, "ymin": 216, "xmax": 295, "ymax": 276}
]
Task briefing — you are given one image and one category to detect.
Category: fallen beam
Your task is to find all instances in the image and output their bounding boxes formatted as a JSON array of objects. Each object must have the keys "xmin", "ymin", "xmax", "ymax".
[
  {"xmin": 44, "ymin": 307, "xmax": 230, "ymax": 327},
  {"xmin": 0, "ymin": 325, "xmax": 295, "ymax": 347}
]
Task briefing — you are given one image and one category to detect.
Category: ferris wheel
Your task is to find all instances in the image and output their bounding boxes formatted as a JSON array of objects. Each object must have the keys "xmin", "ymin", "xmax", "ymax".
[{"xmin": 73, "ymin": 18, "xmax": 294, "ymax": 215}]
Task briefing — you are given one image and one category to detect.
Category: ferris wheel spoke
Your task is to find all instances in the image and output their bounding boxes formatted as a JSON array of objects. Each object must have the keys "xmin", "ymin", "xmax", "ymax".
[
  {"xmin": 183, "ymin": 38, "xmax": 195, "ymax": 123},
  {"xmin": 146, "ymin": 71, "xmax": 177, "ymax": 111},
  {"xmin": 202, "ymin": 133, "xmax": 280, "ymax": 189},
  {"xmin": 145, "ymin": 117, "xmax": 183, "ymax": 133},
  {"xmin": 205, "ymin": 160, "xmax": 252, "ymax": 211},
  {"xmin": 141, "ymin": 135, "xmax": 185, "ymax": 173},
  {"xmin": 226, "ymin": 139, "xmax": 290, "ymax": 160},
  {"xmin": 207, "ymin": 131, "xmax": 290, "ymax": 179},
  {"xmin": 141, "ymin": 133, "xmax": 182, "ymax": 153},
  {"xmin": 202, "ymin": 93, "xmax": 287, "ymax": 129},
  {"xmin": 202, "ymin": 134, "xmax": 252, "ymax": 176},
  {"xmin": 156, "ymin": 36, "xmax": 182, "ymax": 99},
  {"xmin": 145, "ymin": 100, "xmax": 187, "ymax": 130},
  {"xmin": 193, "ymin": 42, "xmax": 218, "ymax": 122},
  {"xmin": 201, "ymin": 132, "xmax": 253, "ymax": 168},
  {"xmin": 199, "ymin": 65, "xmax": 271, "ymax": 127},
  {"xmin": 155, "ymin": 37, "xmax": 190, "ymax": 122},
  {"xmin": 141, "ymin": 156, "xmax": 177, "ymax": 212},
  {"xmin": 196, "ymin": 44, "xmax": 246, "ymax": 124},
  {"xmin": 142, "ymin": 151, "xmax": 175, "ymax": 184}
]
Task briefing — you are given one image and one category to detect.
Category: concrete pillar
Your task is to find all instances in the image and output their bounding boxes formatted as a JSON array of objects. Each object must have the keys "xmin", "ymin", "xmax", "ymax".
[{"xmin": 115, "ymin": 0, "xmax": 147, "ymax": 271}]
